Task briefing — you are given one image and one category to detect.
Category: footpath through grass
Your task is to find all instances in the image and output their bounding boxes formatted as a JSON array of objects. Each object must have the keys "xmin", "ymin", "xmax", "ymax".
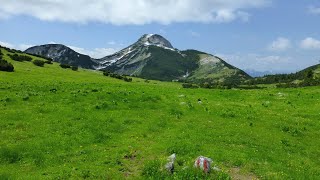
[{"xmin": 1, "ymin": 48, "xmax": 320, "ymax": 179}]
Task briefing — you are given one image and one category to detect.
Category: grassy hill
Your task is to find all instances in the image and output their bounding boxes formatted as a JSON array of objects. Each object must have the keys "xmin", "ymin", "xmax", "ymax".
[
  {"xmin": 246, "ymin": 64, "xmax": 320, "ymax": 87},
  {"xmin": 1, "ymin": 47, "xmax": 320, "ymax": 179}
]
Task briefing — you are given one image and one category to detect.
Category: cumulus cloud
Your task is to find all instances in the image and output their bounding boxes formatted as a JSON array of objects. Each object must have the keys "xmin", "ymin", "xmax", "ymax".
[
  {"xmin": 300, "ymin": 37, "xmax": 320, "ymax": 50},
  {"xmin": 268, "ymin": 37, "xmax": 291, "ymax": 51},
  {"xmin": 308, "ymin": 6, "xmax": 320, "ymax": 15},
  {"xmin": 0, "ymin": 0, "xmax": 270, "ymax": 25}
]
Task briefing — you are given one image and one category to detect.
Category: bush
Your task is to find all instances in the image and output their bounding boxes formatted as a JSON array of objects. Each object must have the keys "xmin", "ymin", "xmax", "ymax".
[
  {"xmin": 8, "ymin": 54, "xmax": 32, "ymax": 62},
  {"xmin": 123, "ymin": 76, "xmax": 133, "ymax": 82},
  {"xmin": 25, "ymin": 52, "xmax": 53, "ymax": 62},
  {"xmin": 103, "ymin": 71, "xmax": 133, "ymax": 82},
  {"xmin": 182, "ymin": 83, "xmax": 199, "ymax": 89},
  {"xmin": 60, "ymin": 64, "xmax": 71, "ymax": 69},
  {"xmin": 33, "ymin": 59, "xmax": 45, "ymax": 67},
  {"xmin": 71, "ymin": 66, "xmax": 78, "ymax": 71},
  {"xmin": 45, "ymin": 60, "xmax": 53, "ymax": 64},
  {"xmin": 103, "ymin": 71, "xmax": 110, "ymax": 76},
  {"xmin": 0, "ymin": 59, "xmax": 14, "ymax": 72}
]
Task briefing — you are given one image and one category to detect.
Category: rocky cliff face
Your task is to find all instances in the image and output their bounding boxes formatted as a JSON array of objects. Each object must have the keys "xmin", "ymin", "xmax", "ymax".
[{"xmin": 25, "ymin": 44, "xmax": 97, "ymax": 69}]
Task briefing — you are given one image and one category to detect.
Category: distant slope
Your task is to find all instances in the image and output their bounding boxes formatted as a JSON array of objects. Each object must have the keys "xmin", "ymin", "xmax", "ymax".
[
  {"xmin": 25, "ymin": 44, "xmax": 97, "ymax": 69},
  {"xmin": 186, "ymin": 53, "xmax": 251, "ymax": 83},
  {"xmin": 247, "ymin": 64, "xmax": 320, "ymax": 86}
]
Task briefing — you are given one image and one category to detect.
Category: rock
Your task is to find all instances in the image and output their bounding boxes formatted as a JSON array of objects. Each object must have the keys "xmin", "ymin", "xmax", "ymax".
[
  {"xmin": 165, "ymin": 153, "xmax": 176, "ymax": 173},
  {"xmin": 194, "ymin": 156, "xmax": 213, "ymax": 173}
]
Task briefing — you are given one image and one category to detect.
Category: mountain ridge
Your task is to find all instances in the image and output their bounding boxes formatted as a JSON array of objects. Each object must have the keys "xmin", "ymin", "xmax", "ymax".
[
  {"xmin": 25, "ymin": 34, "xmax": 251, "ymax": 82},
  {"xmin": 25, "ymin": 44, "xmax": 97, "ymax": 69}
]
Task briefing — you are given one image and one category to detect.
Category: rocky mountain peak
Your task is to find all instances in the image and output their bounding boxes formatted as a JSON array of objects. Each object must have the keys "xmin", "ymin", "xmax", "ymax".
[{"xmin": 138, "ymin": 34, "xmax": 174, "ymax": 49}]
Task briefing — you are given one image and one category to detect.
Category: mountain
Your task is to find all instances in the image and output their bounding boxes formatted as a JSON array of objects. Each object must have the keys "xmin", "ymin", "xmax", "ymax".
[
  {"xmin": 95, "ymin": 34, "xmax": 250, "ymax": 82},
  {"xmin": 246, "ymin": 64, "xmax": 320, "ymax": 86},
  {"xmin": 245, "ymin": 69, "xmax": 274, "ymax": 77},
  {"xmin": 25, "ymin": 34, "xmax": 251, "ymax": 82},
  {"xmin": 25, "ymin": 44, "xmax": 97, "ymax": 69}
]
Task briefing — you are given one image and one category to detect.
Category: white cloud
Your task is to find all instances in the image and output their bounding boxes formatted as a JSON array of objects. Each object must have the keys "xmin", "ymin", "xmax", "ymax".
[
  {"xmin": 0, "ymin": 41, "xmax": 14, "ymax": 48},
  {"xmin": 308, "ymin": 6, "xmax": 320, "ymax": 15},
  {"xmin": 300, "ymin": 37, "xmax": 320, "ymax": 50},
  {"xmin": 17, "ymin": 44, "xmax": 34, "ymax": 51},
  {"xmin": 0, "ymin": 41, "xmax": 33, "ymax": 50},
  {"xmin": 268, "ymin": 37, "xmax": 291, "ymax": 51},
  {"xmin": 0, "ymin": 0, "xmax": 270, "ymax": 25},
  {"xmin": 67, "ymin": 45, "xmax": 118, "ymax": 58}
]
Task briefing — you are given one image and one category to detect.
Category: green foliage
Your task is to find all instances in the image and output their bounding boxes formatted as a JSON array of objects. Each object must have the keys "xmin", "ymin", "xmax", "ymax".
[
  {"xmin": 32, "ymin": 59, "xmax": 45, "ymax": 67},
  {"xmin": 246, "ymin": 64, "xmax": 320, "ymax": 87},
  {"xmin": 0, "ymin": 59, "xmax": 14, "ymax": 72},
  {"xmin": 45, "ymin": 60, "xmax": 53, "ymax": 64},
  {"xmin": 60, "ymin": 64, "xmax": 71, "ymax": 69},
  {"xmin": 8, "ymin": 54, "xmax": 32, "ymax": 62},
  {"xmin": 182, "ymin": 83, "xmax": 199, "ymax": 89},
  {"xmin": 25, "ymin": 52, "xmax": 53, "ymax": 62},
  {"xmin": 103, "ymin": 71, "xmax": 133, "ymax": 82},
  {"xmin": 71, "ymin": 66, "xmax": 78, "ymax": 71},
  {"xmin": 0, "ymin": 147, "xmax": 22, "ymax": 164}
]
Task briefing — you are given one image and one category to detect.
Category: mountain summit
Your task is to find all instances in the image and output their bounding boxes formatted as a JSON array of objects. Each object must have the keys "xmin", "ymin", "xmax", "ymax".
[
  {"xmin": 137, "ymin": 34, "xmax": 174, "ymax": 49},
  {"xmin": 25, "ymin": 34, "xmax": 251, "ymax": 82}
]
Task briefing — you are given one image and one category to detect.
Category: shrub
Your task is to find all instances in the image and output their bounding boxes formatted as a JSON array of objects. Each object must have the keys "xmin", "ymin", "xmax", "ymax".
[
  {"xmin": 182, "ymin": 83, "xmax": 199, "ymax": 89},
  {"xmin": 103, "ymin": 71, "xmax": 110, "ymax": 76},
  {"xmin": 60, "ymin": 64, "xmax": 71, "ymax": 69},
  {"xmin": 103, "ymin": 71, "xmax": 133, "ymax": 82},
  {"xmin": 45, "ymin": 60, "xmax": 53, "ymax": 64},
  {"xmin": 0, "ymin": 59, "xmax": 14, "ymax": 72},
  {"xmin": 123, "ymin": 77, "xmax": 133, "ymax": 82},
  {"xmin": 8, "ymin": 54, "xmax": 32, "ymax": 62},
  {"xmin": 33, "ymin": 59, "xmax": 45, "ymax": 67},
  {"xmin": 71, "ymin": 66, "xmax": 78, "ymax": 71}
]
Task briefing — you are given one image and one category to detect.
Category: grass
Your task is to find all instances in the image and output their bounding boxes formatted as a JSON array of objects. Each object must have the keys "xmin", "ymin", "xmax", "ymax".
[{"xmin": 1, "ymin": 47, "xmax": 320, "ymax": 179}]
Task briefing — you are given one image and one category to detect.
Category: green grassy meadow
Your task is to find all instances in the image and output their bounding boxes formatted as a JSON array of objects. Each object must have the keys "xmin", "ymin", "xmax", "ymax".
[{"xmin": 1, "ymin": 48, "xmax": 320, "ymax": 179}]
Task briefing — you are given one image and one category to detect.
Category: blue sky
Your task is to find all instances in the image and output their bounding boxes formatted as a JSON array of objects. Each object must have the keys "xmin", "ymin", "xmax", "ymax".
[{"xmin": 0, "ymin": 0, "xmax": 319, "ymax": 73}]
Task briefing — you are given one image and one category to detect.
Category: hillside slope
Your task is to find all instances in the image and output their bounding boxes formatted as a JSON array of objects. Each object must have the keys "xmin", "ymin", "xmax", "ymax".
[
  {"xmin": 247, "ymin": 64, "xmax": 320, "ymax": 86},
  {"xmin": 1, "ymin": 46, "xmax": 320, "ymax": 179}
]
